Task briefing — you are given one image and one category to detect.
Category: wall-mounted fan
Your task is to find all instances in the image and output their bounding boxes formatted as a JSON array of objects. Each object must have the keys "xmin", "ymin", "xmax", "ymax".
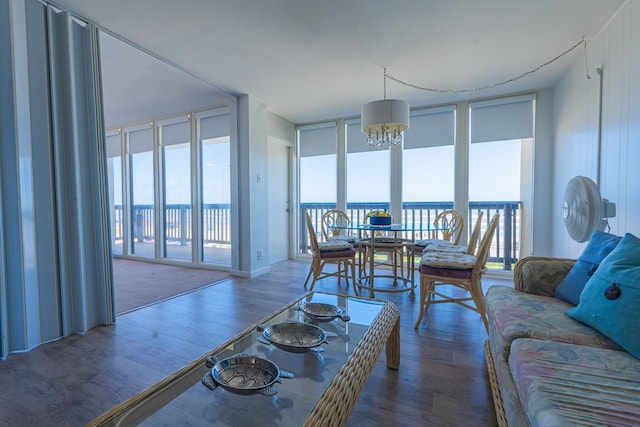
[{"xmin": 562, "ymin": 176, "xmax": 616, "ymax": 243}]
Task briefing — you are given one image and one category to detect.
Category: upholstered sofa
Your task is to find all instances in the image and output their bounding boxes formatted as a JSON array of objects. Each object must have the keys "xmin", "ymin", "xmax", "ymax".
[{"xmin": 483, "ymin": 232, "xmax": 640, "ymax": 427}]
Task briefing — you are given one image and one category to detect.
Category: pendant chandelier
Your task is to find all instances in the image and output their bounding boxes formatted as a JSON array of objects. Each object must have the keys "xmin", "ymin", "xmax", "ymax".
[{"xmin": 361, "ymin": 68, "xmax": 410, "ymax": 147}]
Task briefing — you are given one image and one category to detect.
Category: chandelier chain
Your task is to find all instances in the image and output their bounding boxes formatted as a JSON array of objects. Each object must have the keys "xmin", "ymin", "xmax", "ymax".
[
  {"xmin": 385, "ymin": 39, "xmax": 588, "ymax": 94},
  {"xmin": 383, "ymin": 67, "xmax": 387, "ymax": 99}
]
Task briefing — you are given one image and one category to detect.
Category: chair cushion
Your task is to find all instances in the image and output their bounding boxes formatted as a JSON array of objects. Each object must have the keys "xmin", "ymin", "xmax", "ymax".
[
  {"xmin": 555, "ymin": 231, "xmax": 622, "ymax": 305},
  {"xmin": 317, "ymin": 241, "xmax": 353, "ymax": 251},
  {"xmin": 421, "ymin": 241, "xmax": 467, "ymax": 254},
  {"xmin": 419, "ymin": 264, "xmax": 472, "ymax": 279},
  {"xmin": 319, "ymin": 248, "xmax": 356, "ymax": 258},
  {"xmin": 420, "ymin": 251, "xmax": 476, "ymax": 269},
  {"xmin": 566, "ymin": 232, "xmax": 640, "ymax": 359},
  {"xmin": 414, "ymin": 238, "xmax": 442, "ymax": 247}
]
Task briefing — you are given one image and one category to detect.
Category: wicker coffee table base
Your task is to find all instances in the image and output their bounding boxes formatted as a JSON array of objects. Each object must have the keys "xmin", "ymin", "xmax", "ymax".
[
  {"xmin": 484, "ymin": 340, "xmax": 508, "ymax": 427},
  {"xmin": 304, "ymin": 301, "xmax": 400, "ymax": 426}
]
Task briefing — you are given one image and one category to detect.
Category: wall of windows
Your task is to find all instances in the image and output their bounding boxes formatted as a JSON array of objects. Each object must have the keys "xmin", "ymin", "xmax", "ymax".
[
  {"xmin": 297, "ymin": 94, "xmax": 536, "ymax": 270},
  {"xmin": 106, "ymin": 106, "xmax": 232, "ymax": 268}
]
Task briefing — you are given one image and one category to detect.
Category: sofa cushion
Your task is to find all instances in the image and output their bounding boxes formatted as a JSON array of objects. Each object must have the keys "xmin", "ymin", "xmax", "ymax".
[
  {"xmin": 509, "ymin": 338, "xmax": 640, "ymax": 427},
  {"xmin": 566, "ymin": 232, "xmax": 640, "ymax": 359},
  {"xmin": 554, "ymin": 231, "xmax": 622, "ymax": 305},
  {"xmin": 485, "ymin": 285, "xmax": 621, "ymax": 363}
]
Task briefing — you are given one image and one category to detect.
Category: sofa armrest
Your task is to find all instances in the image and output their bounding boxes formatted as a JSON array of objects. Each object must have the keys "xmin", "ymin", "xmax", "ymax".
[{"xmin": 513, "ymin": 256, "xmax": 576, "ymax": 296}]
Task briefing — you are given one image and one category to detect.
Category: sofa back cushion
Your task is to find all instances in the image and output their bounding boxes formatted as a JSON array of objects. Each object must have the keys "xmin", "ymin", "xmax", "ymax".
[
  {"xmin": 554, "ymin": 231, "xmax": 622, "ymax": 305},
  {"xmin": 566, "ymin": 232, "xmax": 640, "ymax": 359}
]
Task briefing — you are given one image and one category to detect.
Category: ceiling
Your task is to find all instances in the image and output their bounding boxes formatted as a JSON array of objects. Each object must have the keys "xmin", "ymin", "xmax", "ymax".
[{"xmin": 54, "ymin": 0, "xmax": 624, "ymax": 128}]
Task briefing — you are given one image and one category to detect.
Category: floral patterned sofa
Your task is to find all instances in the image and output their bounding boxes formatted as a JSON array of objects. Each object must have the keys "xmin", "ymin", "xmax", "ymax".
[{"xmin": 483, "ymin": 233, "xmax": 640, "ymax": 426}]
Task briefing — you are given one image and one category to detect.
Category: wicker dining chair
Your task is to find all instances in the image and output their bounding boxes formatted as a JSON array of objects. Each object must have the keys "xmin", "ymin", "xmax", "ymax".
[
  {"xmin": 321, "ymin": 209, "xmax": 358, "ymax": 243},
  {"xmin": 414, "ymin": 213, "xmax": 500, "ymax": 331},
  {"xmin": 421, "ymin": 211, "xmax": 485, "ymax": 255},
  {"xmin": 303, "ymin": 212, "xmax": 359, "ymax": 295},
  {"xmin": 413, "ymin": 209, "xmax": 465, "ymax": 253}
]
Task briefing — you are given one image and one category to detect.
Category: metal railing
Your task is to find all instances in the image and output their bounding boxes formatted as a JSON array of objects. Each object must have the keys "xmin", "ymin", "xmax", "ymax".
[
  {"xmin": 301, "ymin": 201, "xmax": 521, "ymax": 270},
  {"xmin": 113, "ymin": 201, "xmax": 520, "ymax": 270},
  {"xmin": 113, "ymin": 203, "xmax": 231, "ymax": 245}
]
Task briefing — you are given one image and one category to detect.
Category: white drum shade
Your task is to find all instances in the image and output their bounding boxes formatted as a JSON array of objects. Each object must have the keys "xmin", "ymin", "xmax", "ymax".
[{"xmin": 361, "ymin": 99, "xmax": 410, "ymax": 135}]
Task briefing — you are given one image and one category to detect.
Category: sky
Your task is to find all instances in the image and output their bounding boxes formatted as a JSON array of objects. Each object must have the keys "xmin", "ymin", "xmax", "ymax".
[
  {"xmin": 112, "ymin": 139, "xmax": 231, "ymax": 205},
  {"xmin": 114, "ymin": 138, "xmax": 522, "ymax": 206},
  {"xmin": 301, "ymin": 139, "xmax": 522, "ymax": 203}
]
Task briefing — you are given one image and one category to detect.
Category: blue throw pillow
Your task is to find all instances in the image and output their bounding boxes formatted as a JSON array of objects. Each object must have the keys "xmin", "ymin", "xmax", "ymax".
[
  {"xmin": 555, "ymin": 231, "xmax": 622, "ymax": 305},
  {"xmin": 566, "ymin": 232, "xmax": 640, "ymax": 359}
]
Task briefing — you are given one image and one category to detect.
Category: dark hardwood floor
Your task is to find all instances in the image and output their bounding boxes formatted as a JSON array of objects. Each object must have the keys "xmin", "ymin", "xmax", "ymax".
[{"xmin": 0, "ymin": 260, "xmax": 503, "ymax": 426}]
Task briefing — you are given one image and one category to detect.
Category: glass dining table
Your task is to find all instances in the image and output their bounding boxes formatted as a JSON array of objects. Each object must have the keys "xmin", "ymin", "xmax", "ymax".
[{"xmin": 332, "ymin": 223, "xmax": 443, "ymax": 298}]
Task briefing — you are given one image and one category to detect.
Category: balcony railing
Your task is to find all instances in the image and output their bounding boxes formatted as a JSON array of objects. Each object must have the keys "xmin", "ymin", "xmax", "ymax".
[
  {"xmin": 113, "ymin": 201, "xmax": 520, "ymax": 270},
  {"xmin": 301, "ymin": 202, "xmax": 521, "ymax": 270},
  {"xmin": 113, "ymin": 203, "xmax": 231, "ymax": 245}
]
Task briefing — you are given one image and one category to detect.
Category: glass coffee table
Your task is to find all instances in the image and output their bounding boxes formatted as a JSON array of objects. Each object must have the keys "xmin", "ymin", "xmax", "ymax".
[{"xmin": 88, "ymin": 292, "xmax": 400, "ymax": 426}]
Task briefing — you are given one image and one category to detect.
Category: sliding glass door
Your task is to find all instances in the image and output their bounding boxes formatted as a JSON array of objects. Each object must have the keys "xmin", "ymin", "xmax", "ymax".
[
  {"xmin": 127, "ymin": 125, "xmax": 155, "ymax": 258},
  {"xmin": 200, "ymin": 109, "xmax": 232, "ymax": 266},
  {"xmin": 160, "ymin": 117, "xmax": 192, "ymax": 261},
  {"xmin": 106, "ymin": 131, "xmax": 123, "ymax": 255}
]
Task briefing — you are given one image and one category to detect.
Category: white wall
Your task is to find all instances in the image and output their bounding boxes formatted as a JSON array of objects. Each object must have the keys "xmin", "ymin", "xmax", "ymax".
[{"xmin": 552, "ymin": 0, "xmax": 640, "ymax": 257}]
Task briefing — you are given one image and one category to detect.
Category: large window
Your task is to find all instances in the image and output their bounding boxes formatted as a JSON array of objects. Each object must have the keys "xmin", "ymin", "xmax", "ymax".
[
  {"xmin": 106, "ymin": 131, "xmax": 123, "ymax": 255},
  {"xmin": 160, "ymin": 117, "xmax": 191, "ymax": 261},
  {"xmin": 469, "ymin": 94, "xmax": 535, "ymax": 269},
  {"xmin": 127, "ymin": 126, "xmax": 155, "ymax": 258},
  {"xmin": 346, "ymin": 119, "xmax": 389, "ymax": 222},
  {"xmin": 299, "ymin": 123, "xmax": 337, "ymax": 206},
  {"xmin": 298, "ymin": 123, "xmax": 337, "ymax": 254},
  {"xmin": 200, "ymin": 109, "xmax": 231, "ymax": 266},
  {"xmin": 403, "ymin": 107, "xmax": 455, "ymax": 234}
]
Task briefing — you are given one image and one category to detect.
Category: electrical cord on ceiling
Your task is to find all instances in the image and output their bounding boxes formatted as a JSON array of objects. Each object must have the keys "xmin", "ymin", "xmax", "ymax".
[{"xmin": 385, "ymin": 38, "xmax": 589, "ymax": 94}]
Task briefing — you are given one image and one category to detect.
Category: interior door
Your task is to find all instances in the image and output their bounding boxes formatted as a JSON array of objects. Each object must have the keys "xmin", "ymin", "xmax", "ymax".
[{"xmin": 267, "ymin": 139, "xmax": 290, "ymax": 264}]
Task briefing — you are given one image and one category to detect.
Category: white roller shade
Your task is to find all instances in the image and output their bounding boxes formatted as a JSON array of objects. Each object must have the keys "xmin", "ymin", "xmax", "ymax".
[
  {"xmin": 404, "ymin": 106, "xmax": 455, "ymax": 149},
  {"xmin": 127, "ymin": 127, "xmax": 153, "ymax": 154},
  {"xmin": 200, "ymin": 113, "xmax": 229, "ymax": 140},
  {"xmin": 470, "ymin": 94, "xmax": 535, "ymax": 143},
  {"xmin": 346, "ymin": 119, "xmax": 377, "ymax": 153},
  {"xmin": 106, "ymin": 132, "xmax": 121, "ymax": 158},
  {"xmin": 299, "ymin": 123, "xmax": 337, "ymax": 157},
  {"xmin": 161, "ymin": 120, "xmax": 189, "ymax": 147}
]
